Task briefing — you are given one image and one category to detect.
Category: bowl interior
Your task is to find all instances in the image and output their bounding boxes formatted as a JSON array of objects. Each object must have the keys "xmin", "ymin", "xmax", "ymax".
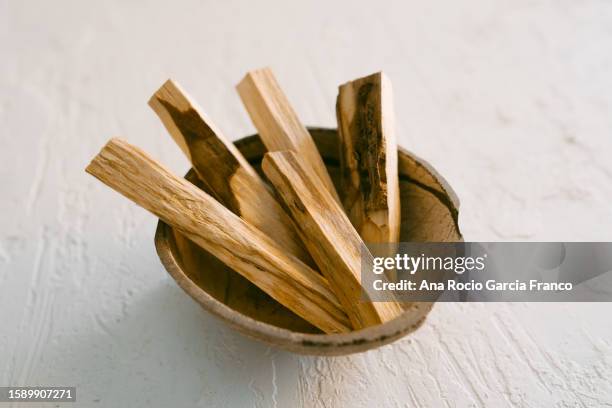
[{"xmin": 159, "ymin": 128, "xmax": 461, "ymax": 335}]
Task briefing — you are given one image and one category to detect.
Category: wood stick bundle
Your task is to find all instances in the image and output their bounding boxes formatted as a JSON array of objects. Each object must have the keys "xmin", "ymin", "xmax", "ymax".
[{"xmin": 86, "ymin": 68, "xmax": 406, "ymax": 333}]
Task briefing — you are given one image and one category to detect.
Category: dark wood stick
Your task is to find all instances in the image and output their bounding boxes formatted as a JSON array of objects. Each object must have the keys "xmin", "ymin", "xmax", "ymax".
[
  {"xmin": 149, "ymin": 79, "xmax": 312, "ymax": 265},
  {"xmin": 336, "ymin": 72, "xmax": 401, "ymax": 246}
]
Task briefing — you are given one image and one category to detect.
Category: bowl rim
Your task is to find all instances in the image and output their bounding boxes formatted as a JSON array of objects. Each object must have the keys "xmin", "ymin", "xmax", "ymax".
[{"xmin": 154, "ymin": 128, "xmax": 461, "ymax": 354}]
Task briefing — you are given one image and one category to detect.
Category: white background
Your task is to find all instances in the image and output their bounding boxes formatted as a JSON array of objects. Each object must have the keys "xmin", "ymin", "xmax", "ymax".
[{"xmin": 2, "ymin": 0, "xmax": 612, "ymax": 406}]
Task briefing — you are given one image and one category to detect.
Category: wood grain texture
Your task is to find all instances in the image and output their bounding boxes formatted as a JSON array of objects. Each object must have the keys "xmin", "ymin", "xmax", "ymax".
[
  {"xmin": 148, "ymin": 79, "xmax": 312, "ymax": 265},
  {"xmin": 85, "ymin": 138, "xmax": 351, "ymax": 334},
  {"xmin": 262, "ymin": 150, "xmax": 404, "ymax": 329},
  {"xmin": 236, "ymin": 67, "xmax": 341, "ymax": 204},
  {"xmin": 337, "ymin": 72, "xmax": 400, "ymax": 245}
]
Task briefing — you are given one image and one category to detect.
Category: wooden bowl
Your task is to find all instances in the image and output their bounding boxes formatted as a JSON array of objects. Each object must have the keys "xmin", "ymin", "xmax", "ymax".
[{"xmin": 154, "ymin": 128, "xmax": 462, "ymax": 355}]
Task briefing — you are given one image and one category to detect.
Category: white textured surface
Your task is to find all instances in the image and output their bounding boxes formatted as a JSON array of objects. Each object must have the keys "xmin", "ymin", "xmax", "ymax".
[{"xmin": 2, "ymin": 0, "xmax": 612, "ymax": 406}]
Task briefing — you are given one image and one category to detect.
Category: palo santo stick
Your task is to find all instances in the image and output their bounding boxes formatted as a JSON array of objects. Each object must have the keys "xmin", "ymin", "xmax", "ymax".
[
  {"xmin": 236, "ymin": 67, "xmax": 341, "ymax": 204},
  {"xmin": 86, "ymin": 138, "xmax": 351, "ymax": 334},
  {"xmin": 262, "ymin": 151, "xmax": 404, "ymax": 329},
  {"xmin": 148, "ymin": 79, "xmax": 312, "ymax": 265},
  {"xmin": 336, "ymin": 72, "xmax": 401, "ymax": 245}
]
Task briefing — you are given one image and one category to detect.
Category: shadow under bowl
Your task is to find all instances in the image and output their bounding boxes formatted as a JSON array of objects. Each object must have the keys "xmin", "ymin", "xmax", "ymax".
[{"xmin": 155, "ymin": 128, "xmax": 462, "ymax": 356}]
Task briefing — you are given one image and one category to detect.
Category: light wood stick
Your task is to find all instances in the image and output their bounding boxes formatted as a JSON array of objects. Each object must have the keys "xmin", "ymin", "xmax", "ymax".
[
  {"xmin": 262, "ymin": 151, "xmax": 404, "ymax": 329},
  {"xmin": 86, "ymin": 138, "xmax": 351, "ymax": 334},
  {"xmin": 236, "ymin": 67, "xmax": 341, "ymax": 204},
  {"xmin": 336, "ymin": 72, "xmax": 401, "ymax": 245},
  {"xmin": 148, "ymin": 79, "xmax": 312, "ymax": 265}
]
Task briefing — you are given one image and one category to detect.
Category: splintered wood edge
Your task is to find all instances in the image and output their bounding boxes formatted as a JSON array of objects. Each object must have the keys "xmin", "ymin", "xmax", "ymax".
[{"xmin": 154, "ymin": 128, "xmax": 461, "ymax": 355}]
